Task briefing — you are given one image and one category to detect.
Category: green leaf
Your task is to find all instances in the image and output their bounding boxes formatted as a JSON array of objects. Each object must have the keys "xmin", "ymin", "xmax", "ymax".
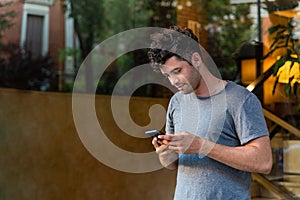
[
  {"xmin": 284, "ymin": 83, "xmax": 291, "ymax": 97},
  {"xmin": 273, "ymin": 57, "xmax": 286, "ymax": 75},
  {"xmin": 290, "ymin": 57, "xmax": 299, "ymax": 63},
  {"xmin": 294, "ymin": 82, "xmax": 299, "ymax": 96},
  {"xmin": 286, "ymin": 49, "xmax": 292, "ymax": 57},
  {"xmin": 272, "ymin": 75, "xmax": 280, "ymax": 95},
  {"xmin": 269, "ymin": 24, "xmax": 286, "ymax": 34}
]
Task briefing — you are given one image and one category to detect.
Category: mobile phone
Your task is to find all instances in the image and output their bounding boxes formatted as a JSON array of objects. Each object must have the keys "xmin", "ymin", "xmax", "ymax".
[
  {"xmin": 145, "ymin": 130, "xmax": 164, "ymax": 137},
  {"xmin": 145, "ymin": 130, "xmax": 165, "ymax": 146}
]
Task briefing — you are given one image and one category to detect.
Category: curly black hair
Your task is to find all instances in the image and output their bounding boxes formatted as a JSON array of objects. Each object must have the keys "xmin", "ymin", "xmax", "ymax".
[{"xmin": 148, "ymin": 26, "xmax": 201, "ymax": 72}]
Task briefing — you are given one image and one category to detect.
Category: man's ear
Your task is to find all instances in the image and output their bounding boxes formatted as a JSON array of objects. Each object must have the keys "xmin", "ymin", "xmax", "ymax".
[{"xmin": 191, "ymin": 52, "xmax": 202, "ymax": 69}]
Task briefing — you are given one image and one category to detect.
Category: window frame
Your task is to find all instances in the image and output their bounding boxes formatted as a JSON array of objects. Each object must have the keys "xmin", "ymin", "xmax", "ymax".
[{"xmin": 21, "ymin": 3, "xmax": 49, "ymax": 56}]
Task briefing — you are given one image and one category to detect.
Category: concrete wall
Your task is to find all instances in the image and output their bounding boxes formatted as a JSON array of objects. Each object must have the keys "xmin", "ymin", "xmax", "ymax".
[{"xmin": 0, "ymin": 88, "xmax": 176, "ymax": 200}]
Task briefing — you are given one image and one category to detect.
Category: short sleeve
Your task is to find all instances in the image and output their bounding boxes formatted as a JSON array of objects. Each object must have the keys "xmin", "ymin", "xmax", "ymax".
[
  {"xmin": 165, "ymin": 96, "xmax": 176, "ymax": 134},
  {"xmin": 234, "ymin": 93, "xmax": 269, "ymax": 145}
]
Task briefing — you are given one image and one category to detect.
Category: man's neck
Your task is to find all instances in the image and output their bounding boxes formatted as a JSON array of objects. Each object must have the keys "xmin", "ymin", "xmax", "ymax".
[{"xmin": 194, "ymin": 77, "xmax": 226, "ymax": 97}]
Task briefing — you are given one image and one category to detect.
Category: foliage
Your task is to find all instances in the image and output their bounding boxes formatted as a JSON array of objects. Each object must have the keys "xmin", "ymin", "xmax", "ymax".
[
  {"xmin": 58, "ymin": 47, "xmax": 81, "ymax": 75},
  {"xmin": 262, "ymin": 0, "xmax": 300, "ymax": 97},
  {"xmin": 263, "ymin": 17, "xmax": 300, "ymax": 96},
  {"xmin": 100, "ymin": 0, "xmax": 176, "ymax": 96},
  {"xmin": 147, "ymin": 0, "xmax": 177, "ymax": 28},
  {"xmin": 61, "ymin": 0, "xmax": 177, "ymax": 56},
  {"xmin": 62, "ymin": 0, "xmax": 105, "ymax": 58},
  {"xmin": 61, "ymin": 0, "xmax": 106, "ymax": 92},
  {"xmin": 61, "ymin": 0, "xmax": 253, "ymax": 95},
  {"xmin": 0, "ymin": 1, "xmax": 17, "ymax": 45},
  {"xmin": 61, "ymin": 0, "xmax": 177, "ymax": 96},
  {"xmin": 58, "ymin": 47, "xmax": 81, "ymax": 63},
  {"xmin": 102, "ymin": 0, "xmax": 176, "ymax": 37},
  {"xmin": 0, "ymin": 43, "xmax": 57, "ymax": 91},
  {"xmin": 196, "ymin": 0, "xmax": 254, "ymax": 80}
]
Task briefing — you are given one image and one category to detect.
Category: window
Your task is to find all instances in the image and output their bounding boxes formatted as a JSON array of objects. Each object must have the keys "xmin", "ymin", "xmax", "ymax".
[
  {"xmin": 21, "ymin": 3, "xmax": 49, "ymax": 57},
  {"xmin": 25, "ymin": 14, "xmax": 44, "ymax": 58}
]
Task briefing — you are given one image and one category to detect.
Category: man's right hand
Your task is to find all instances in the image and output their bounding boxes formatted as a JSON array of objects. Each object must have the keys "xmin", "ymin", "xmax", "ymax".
[{"xmin": 152, "ymin": 137, "xmax": 178, "ymax": 170}]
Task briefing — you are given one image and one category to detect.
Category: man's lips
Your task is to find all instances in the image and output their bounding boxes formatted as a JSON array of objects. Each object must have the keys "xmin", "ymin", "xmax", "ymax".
[{"xmin": 175, "ymin": 83, "xmax": 185, "ymax": 89}]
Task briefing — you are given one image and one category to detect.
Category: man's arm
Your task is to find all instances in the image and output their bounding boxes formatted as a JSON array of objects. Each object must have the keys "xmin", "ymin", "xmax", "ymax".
[
  {"xmin": 159, "ymin": 133, "xmax": 273, "ymax": 174},
  {"xmin": 205, "ymin": 135, "xmax": 272, "ymax": 174}
]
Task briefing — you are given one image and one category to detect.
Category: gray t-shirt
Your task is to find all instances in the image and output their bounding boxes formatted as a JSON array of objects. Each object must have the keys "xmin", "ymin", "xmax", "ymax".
[{"xmin": 165, "ymin": 81, "xmax": 269, "ymax": 200}]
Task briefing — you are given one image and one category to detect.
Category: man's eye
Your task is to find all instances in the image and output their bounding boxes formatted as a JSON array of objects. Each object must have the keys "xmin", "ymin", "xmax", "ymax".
[{"xmin": 172, "ymin": 69, "xmax": 181, "ymax": 74}]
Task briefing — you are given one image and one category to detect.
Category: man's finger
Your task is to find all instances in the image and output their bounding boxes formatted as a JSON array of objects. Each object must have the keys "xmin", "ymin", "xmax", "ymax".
[
  {"xmin": 158, "ymin": 134, "xmax": 174, "ymax": 140},
  {"xmin": 155, "ymin": 145, "xmax": 169, "ymax": 154},
  {"xmin": 152, "ymin": 137, "xmax": 160, "ymax": 148}
]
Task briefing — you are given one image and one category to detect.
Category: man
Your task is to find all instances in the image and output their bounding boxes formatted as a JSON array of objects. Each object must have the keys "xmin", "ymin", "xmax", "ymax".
[{"xmin": 147, "ymin": 26, "xmax": 272, "ymax": 200}]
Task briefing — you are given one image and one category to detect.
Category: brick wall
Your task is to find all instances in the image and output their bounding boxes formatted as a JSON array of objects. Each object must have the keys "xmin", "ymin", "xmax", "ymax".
[
  {"xmin": 176, "ymin": 0, "xmax": 208, "ymax": 49},
  {"xmin": 49, "ymin": 0, "xmax": 65, "ymax": 71},
  {"xmin": 1, "ymin": 0, "xmax": 23, "ymax": 45},
  {"xmin": 1, "ymin": 0, "xmax": 65, "ymax": 72}
]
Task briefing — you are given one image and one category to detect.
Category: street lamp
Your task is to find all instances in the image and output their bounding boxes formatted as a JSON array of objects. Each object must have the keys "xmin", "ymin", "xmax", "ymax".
[{"xmin": 234, "ymin": 41, "xmax": 263, "ymax": 86}]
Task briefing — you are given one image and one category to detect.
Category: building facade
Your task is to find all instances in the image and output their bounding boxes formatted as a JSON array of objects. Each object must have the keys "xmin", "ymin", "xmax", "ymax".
[{"xmin": 1, "ymin": 0, "xmax": 75, "ymax": 87}]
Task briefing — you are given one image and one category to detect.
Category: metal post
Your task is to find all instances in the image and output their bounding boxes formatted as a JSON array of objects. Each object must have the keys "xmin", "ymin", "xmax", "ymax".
[
  {"xmin": 256, "ymin": 0, "xmax": 263, "ymax": 101},
  {"xmin": 257, "ymin": 0, "xmax": 262, "ymax": 42}
]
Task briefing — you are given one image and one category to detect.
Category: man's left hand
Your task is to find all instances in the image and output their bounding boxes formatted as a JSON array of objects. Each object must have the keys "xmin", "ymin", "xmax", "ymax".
[{"xmin": 158, "ymin": 132, "xmax": 202, "ymax": 154}]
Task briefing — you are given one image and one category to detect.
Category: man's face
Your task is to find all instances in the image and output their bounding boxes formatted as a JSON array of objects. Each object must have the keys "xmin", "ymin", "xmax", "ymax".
[{"xmin": 160, "ymin": 56, "xmax": 201, "ymax": 94}]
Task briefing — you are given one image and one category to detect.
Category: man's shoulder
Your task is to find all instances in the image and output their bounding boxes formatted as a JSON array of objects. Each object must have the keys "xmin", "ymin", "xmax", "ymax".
[
  {"xmin": 225, "ymin": 81, "xmax": 263, "ymax": 114},
  {"xmin": 225, "ymin": 81, "xmax": 253, "ymax": 99},
  {"xmin": 226, "ymin": 81, "xmax": 249, "ymax": 93}
]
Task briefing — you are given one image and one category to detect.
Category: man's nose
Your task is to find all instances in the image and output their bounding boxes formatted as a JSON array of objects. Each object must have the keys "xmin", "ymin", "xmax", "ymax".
[{"xmin": 169, "ymin": 76, "xmax": 179, "ymax": 85}]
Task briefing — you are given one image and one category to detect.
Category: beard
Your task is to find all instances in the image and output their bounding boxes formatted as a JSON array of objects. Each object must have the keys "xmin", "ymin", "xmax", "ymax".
[
  {"xmin": 180, "ymin": 74, "xmax": 202, "ymax": 94},
  {"xmin": 177, "ymin": 82, "xmax": 195, "ymax": 94}
]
